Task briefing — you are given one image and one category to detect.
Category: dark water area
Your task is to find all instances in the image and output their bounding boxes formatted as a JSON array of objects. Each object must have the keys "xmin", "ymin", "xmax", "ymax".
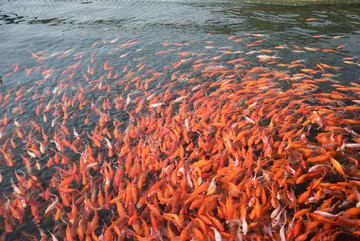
[{"xmin": 0, "ymin": 0, "xmax": 360, "ymax": 240}]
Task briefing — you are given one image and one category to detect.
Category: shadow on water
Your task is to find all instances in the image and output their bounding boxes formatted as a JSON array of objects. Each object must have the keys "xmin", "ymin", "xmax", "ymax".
[{"xmin": 0, "ymin": 13, "xmax": 25, "ymax": 24}]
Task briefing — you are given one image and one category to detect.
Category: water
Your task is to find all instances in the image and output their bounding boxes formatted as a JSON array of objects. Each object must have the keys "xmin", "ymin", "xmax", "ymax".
[
  {"xmin": 1, "ymin": 0, "xmax": 360, "ymax": 240},
  {"xmin": 1, "ymin": 1, "xmax": 359, "ymax": 127},
  {"xmin": 1, "ymin": 2, "xmax": 359, "ymax": 86}
]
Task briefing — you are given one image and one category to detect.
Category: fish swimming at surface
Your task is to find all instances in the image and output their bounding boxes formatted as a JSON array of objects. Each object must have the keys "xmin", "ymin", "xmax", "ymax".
[{"xmin": 0, "ymin": 32, "xmax": 359, "ymax": 241}]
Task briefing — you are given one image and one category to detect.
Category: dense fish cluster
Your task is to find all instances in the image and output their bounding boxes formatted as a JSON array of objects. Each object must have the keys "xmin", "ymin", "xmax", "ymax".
[{"xmin": 0, "ymin": 32, "xmax": 360, "ymax": 241}]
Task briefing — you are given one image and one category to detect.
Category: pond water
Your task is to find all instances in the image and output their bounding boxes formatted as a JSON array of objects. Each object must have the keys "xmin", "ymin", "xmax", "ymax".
[
  {"xmin": 1, "ymin": 1, "xmax": 360, "ymax": 80},
  {"xmin": 1, "ymin": 1, "xmax": 360, "ymax": 79},
  {"xmin": 1, "ymin": 0, "xmax": 360, "ymax": 240}
]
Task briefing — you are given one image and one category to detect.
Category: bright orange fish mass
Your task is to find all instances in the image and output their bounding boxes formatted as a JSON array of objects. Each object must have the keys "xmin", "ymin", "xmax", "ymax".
[{"xmin": 0, "ymin": 33, "xmax": 359, "ymax": 241}]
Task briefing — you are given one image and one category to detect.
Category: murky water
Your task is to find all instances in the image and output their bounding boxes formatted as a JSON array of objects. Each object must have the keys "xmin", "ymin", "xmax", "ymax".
[{"xmin": 0, "ymin": 0, "xmax": 360, "ymax": 240}]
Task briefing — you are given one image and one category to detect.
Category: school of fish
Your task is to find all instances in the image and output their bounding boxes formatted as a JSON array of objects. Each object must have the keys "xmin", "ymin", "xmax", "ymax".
[{"xmin": 0, "ymin": 32, "xmax": 360, "ymax": 241}]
